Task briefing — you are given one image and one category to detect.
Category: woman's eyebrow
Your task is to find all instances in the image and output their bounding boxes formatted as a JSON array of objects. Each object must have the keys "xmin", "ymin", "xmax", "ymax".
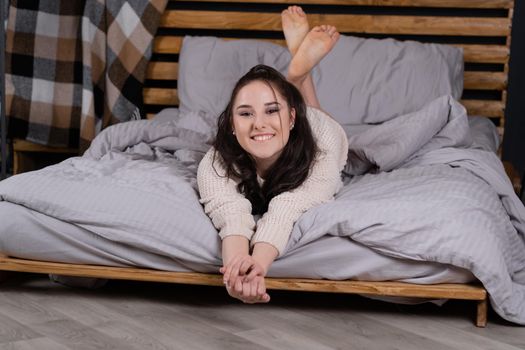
[
  {"xmin": 265, "ymin": 102, "xmax": 280, "ymax": 106},
  {"xmin": 236, "ymin": 104, "xmax": 252, "ymax": 110}
]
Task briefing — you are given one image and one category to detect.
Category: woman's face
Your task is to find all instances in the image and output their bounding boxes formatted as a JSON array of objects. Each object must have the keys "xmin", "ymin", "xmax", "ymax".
[{"xmin": 232, "ymin": 80, "xmax": 295, "ymax": 175}]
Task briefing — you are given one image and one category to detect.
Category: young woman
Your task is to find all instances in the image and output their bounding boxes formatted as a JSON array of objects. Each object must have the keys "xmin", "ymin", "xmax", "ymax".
[{"xmin": 197, "ymin": 7, "xmax": 348, "ymax": 303}]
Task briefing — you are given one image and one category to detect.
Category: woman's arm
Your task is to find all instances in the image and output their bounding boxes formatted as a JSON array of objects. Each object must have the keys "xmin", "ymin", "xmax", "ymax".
[
  {"xmin": 251, "ymin": 242, "xmax": 279, "ymax": 276},
  {"xmin": 222, "ymin": 236, "xmax": 250, "ymax": 266},
  {"xmin": 198, "ymin": 148, "xmax": 270, "ymax": 302},
  {"xmin": 220, "ymin": 235, "xmax": 249, "ymax": 286},
  {"xmin": 197, "ymin": 148, "xmax": 256, "ymax": 242}
]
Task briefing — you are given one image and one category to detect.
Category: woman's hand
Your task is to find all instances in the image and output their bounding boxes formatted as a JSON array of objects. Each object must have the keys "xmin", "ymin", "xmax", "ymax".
[
  {"xmin": 221, "ymin": 236, "xmax": 250, "ymax": 288},
  {"xmin": 220, "ymin": 254, "xmax": 266, "ymax": 289},
  {"xmin": 225, "ymin": 274, "xmax": 270, "ymax": 304},
  {"xmin": 221, "ymin": 254, "xmax": 270, "ymax": 303},
  {"xmin": 219, "ymin": 237, "xmax": 275, "ymax": 304}
]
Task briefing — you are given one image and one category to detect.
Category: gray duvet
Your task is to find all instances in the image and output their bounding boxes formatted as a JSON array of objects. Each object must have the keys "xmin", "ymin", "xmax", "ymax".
[{"xmin": 0, "ymin": 95, "xmax": 524, "ymax": 324}]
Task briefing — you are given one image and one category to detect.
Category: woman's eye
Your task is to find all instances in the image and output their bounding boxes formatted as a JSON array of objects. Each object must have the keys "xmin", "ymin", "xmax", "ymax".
[
  {"xmin": 239, "ymin": 111, "xmax": 252, "ymax": 117},
  {"xmin": 267, "ymin": 108, "xmax": 279, "ymax": 114}
]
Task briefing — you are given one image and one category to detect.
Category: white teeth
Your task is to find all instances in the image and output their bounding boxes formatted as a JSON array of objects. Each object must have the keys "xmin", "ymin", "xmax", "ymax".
[{"xmin": 253, "ymin": 135, "xmax": 273, "ymax": 141}]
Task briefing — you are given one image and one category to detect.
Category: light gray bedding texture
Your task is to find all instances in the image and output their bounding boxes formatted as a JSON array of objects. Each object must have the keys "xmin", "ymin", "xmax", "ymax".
[
  {"xmin": 0, "ymin": 201, "xmax": 473, "ymax": 285},
  {"xmin": 0, "ymin": 95, "xmax": 524, "ymax": 324}
]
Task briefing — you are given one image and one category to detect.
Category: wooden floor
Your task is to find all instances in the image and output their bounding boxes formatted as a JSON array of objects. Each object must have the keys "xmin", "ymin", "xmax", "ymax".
[{"xmin": 0, "ymin": 274, "xmax": 524, "ymax": 349}]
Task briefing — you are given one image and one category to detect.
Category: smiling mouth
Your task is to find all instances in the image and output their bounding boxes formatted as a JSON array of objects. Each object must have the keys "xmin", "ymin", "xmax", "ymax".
[{"xmin": 251, "ymin": 134, "xmax": 275, "ymax": 142}]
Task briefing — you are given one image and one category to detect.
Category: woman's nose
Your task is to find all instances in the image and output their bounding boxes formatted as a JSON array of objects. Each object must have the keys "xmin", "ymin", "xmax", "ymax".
[{"xmin": 253, "ymin": 114, "xmax": 266, "ymax": 129}]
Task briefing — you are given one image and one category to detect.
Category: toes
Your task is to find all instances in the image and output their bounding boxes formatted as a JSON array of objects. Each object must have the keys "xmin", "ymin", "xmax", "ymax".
[
  {"xmin": 286, "ymin": 5, "xmax": 297, "ymax": 15},
  {"xmin": 294, "ymin": 6, "xmax": 305, "ymax": 17},
  {"xmin": 315, "ymin": 25, "xmax": 340, "ymax": 41},
  {"xmin": 326, "ymin": 25, "xmax": 337, "ymax": 36},
  {"xmin": 283, "ymin": 5, "xmax": 306, "ymax": 18}
]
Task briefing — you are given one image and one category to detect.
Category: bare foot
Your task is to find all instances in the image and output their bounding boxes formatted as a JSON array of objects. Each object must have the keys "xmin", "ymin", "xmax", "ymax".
[
  {"xmin": 281, "ymin": 6, "xmax": 309, "ymax": 56},
  {"xmin": 287, "ymin": 25, "xmax": 340, "ymax": 84}
]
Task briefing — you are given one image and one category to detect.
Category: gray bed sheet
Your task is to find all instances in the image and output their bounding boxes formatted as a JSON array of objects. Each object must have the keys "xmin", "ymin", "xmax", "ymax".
[{"xmin": 0, "ymin": 201, "xmax": 474, "ymax": 286}]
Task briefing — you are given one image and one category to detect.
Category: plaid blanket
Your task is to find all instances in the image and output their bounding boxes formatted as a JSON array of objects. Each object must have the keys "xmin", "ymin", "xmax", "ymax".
[{"xmin": 6, "ymin": 0, "xmax": 168, "ymax": 151}]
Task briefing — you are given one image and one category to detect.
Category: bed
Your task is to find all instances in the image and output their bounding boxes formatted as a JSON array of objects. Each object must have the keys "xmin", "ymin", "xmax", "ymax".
[{"xmin": 1, "ymin": 0, "xmax": 523, "ymax": 328}]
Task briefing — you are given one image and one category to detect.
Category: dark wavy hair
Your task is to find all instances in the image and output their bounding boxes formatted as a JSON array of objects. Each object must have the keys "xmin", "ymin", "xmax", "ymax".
[{"xmin": 213, "ymin": 64, "xmax": 318, "ymax": 215}]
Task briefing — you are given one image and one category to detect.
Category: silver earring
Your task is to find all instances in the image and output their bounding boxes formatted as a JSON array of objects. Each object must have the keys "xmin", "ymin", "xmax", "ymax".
[
  {"xmin": 290, "ymin": 124, "xmax": 295, "ymax": 130},
  {"xmin": 232, "ymin": 130, "xmax": 235, "ymax": 135}
]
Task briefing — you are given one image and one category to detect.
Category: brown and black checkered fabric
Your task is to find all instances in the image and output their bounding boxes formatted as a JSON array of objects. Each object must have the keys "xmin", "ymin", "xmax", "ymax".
[{"xmin": 6, "ymin": 0, "xmax": 168, "ymax": 151}]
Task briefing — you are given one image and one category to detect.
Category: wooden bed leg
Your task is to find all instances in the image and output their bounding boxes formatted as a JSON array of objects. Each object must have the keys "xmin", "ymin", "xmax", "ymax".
[
  {"xmin": 476, "ymin": 298, "xmax": 488, "ymax": 327},
  {"xmin": 0, "ymin": 254, "xmax": 13, "ymax": 283}
]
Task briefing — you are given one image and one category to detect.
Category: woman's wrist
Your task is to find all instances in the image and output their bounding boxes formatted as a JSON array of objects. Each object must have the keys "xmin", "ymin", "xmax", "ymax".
[
  {"xmin": 251, "ymin": 242, "xmax": 279, "ymax": 276},
  {"xmin": 222, "ymin": 235, "xmax": 250, "ymax": 266}
]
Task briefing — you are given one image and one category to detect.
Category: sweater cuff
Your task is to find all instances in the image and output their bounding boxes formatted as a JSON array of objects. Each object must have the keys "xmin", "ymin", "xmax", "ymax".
[
  {"xmin": 218, "ymin": 213, "xmax": 256, "ymax": 241},
  {"xmin": 251, "ymin": 219, "xmax": 293, "ymax": 256}
]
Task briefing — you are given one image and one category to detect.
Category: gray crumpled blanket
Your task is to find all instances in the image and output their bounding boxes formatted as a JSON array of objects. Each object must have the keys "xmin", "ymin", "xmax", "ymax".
[{"xmin": 0, "ymin": 95, "xmax": 524, "ymax": 324}]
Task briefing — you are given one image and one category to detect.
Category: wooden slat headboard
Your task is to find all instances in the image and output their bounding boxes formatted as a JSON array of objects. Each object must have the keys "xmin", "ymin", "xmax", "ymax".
[{"xmin": 144, "ymin": 0, "xmax": 514, "ymax": 135}]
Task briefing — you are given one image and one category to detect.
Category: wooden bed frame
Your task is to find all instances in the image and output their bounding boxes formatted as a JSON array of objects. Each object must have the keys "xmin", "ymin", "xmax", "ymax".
[{"xmin": 3, "ymin": 0, "xmax": 518, "ymax": 327}]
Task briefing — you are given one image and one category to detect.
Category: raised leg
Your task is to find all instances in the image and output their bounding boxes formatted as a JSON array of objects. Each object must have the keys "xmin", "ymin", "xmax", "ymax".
[
  {"xmin": 287, "ymin": 25, "xmax": 339, "ymax": 109},
  {"xmin": 282, "ymin": 6, "xmax": 321, "ymax": 108},
  {"xmin": 281, "ymin": 6, "xmax": 309, "ymax": 56}
]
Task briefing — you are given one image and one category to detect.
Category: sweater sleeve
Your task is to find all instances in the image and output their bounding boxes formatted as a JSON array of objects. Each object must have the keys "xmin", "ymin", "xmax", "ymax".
[
  {"xmin": 251, "ymin": 107, "xmax": 349, "ymax": 256},
  {"xmin": 197, "ymin": 148, "xmax": 256, "ymax": 241}
]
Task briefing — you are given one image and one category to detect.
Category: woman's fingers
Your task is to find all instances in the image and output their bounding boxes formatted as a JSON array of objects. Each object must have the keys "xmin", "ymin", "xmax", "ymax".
[
  {"xmin": 230, "ymin": 256, "xmax": 255, "ymax": 286},
  {"xmin": 255, "ymin": 277, "xmax": 270, "ymax": 303},
  {"xmin": 222, "ymin": 262, "xmax": 234, "ymax": 286},
  {"xmin": 238, "ymin": 258, "xmax": 255, "ymax": 276},
  {"xmin": 242, "ymin": 280, "xmax": 253, "ymax": 301},
  {"xmin": 222, "ymin": 254, "xmax": 269, "ymax": 285},
  {"xmin": 222, "ymin": 256, "xmax": 271, "ymax": 304},
  {"xmin": 225, "ymin": 281, "xmax": 244, "ymax": 302},
  {"xmin": 233, "ymin": 276, "xmax": 243, "ymax": 293},
  {"xmin": 242, "ymin": 278, "xmax": 267, "ymax": 303},
  {"xmin": 243, "ymin": 264, "xmax": 263, "ymax": 282},
  {"xmin": 257, "ymin": 278, "xmax": 266, "ymax": 297},
  {"xmin": 225, "ymin": 279, "xmax": 253, "ymax": 303},
  {"xmin": 248, "ymin": 277, "xmax": 269, "ymax": 303},
  {"xmin": 250, "ymin": 278, "xmax": 259, "ymax": 298},
  {"xmin": 227, "ymin": 256, "xmax": 265, "ymax": 285},
  {"xmin": 225, "ymin": 278, "xmax": 271, "ymax": 304},
  {"xmin": 222, "ymin": 255, "xmax": 246, "ymax": 286}
]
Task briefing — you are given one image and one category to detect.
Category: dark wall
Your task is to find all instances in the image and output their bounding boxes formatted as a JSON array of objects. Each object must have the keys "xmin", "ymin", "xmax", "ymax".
[{"xmin": 502, "ymin": 1, "xmax": 525, "ymax": 176}]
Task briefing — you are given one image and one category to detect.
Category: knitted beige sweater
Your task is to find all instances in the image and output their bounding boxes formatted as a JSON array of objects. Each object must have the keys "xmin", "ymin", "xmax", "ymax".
[{"xmin": 197, "ymin": 107, "xmax": 348, "ymax": 256}]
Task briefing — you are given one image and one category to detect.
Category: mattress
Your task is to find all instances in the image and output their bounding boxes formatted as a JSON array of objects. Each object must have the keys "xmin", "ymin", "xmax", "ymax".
[{"xmin": 0, "ymin": 201, "xmax": 474, "ymax": 286}]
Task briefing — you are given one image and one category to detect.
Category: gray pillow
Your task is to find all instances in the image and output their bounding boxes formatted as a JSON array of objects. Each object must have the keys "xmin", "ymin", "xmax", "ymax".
[
  {"xmin": 178, "ymin": 36, "xmax": 291, "ymax": 118},
  {"xmin": 314, "ymin": 35, "xmax": 463, "ymax": 125},
  {"xmin": 177, "ymin": 35, "xmax": 463, "ymax": 124},
  {"xmin": 467, "ymin": 116, "xmax": 500, "ymax": 152}
]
